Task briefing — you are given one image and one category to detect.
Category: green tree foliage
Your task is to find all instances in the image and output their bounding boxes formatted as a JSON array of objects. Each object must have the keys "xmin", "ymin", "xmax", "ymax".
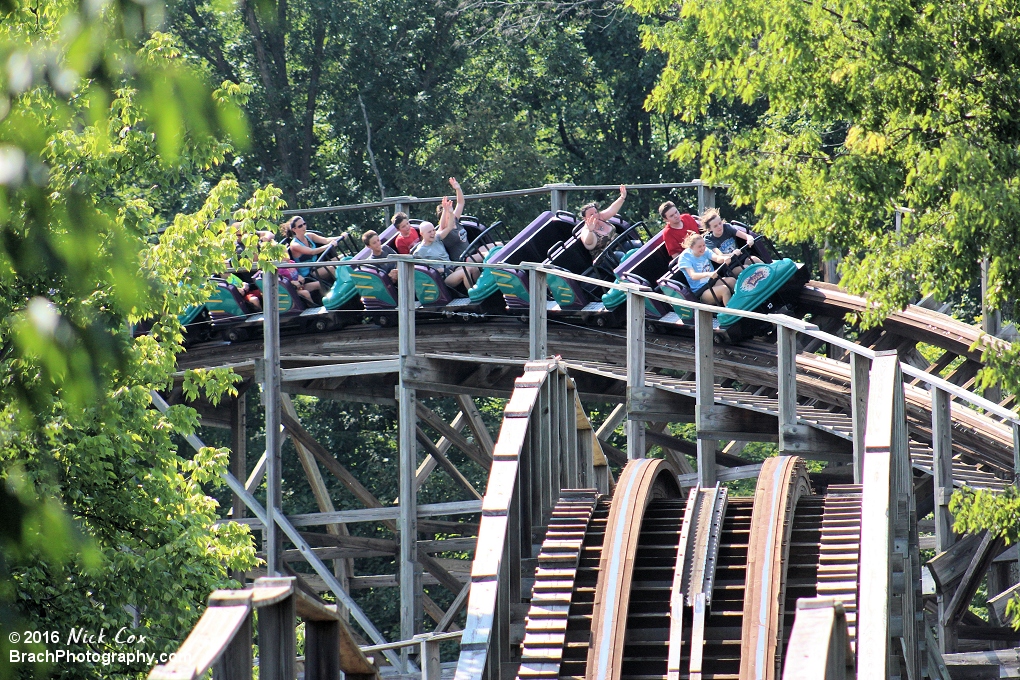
[
  {"xmin": 630, "ymin": 0, "xmax": 1020, "ymax": 331},
  {"xmin": 0, "ymin": 1, "xmax": 280, "ymax": 677},
  {"xmin": 167, "ymin": 0, "xmax": 695, "ymax": 224}
]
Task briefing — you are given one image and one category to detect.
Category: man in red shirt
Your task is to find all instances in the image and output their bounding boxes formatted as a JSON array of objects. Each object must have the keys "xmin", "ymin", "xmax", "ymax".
[
  {"xmin": 659, "ymin": 201, "xmax": 701, "ymax": 258},
  {"xmin": 392, "ymin": 212, "xmax": 420, "ymax": 254}
]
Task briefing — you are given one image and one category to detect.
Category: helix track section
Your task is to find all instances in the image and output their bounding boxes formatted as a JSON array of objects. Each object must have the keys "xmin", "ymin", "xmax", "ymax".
[{"xmin": 512, "ymin": 457, "xmax": 864, "ymax": 680}]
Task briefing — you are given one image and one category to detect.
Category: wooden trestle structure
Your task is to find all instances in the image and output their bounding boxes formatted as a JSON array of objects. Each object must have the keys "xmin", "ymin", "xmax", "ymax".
[{"xmin": 150, "ymin": 260, "xmax": 1020, "ymax": 680}]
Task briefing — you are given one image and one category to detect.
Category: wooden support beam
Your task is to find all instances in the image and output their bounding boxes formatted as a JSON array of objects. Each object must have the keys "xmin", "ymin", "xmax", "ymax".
[
  {"xmin": 646, "ymin": 422, "xmax": 694, "ymax": 475},
  {"xmin": 230, "ymin": 394, "xmax": 247, "ymax": 521},
  {"xmin": 596, "ymin": 403, "xmax": 628, "ymax": 441},
  {"xmin": 280, "ymin": 359, "xmax": 401, "ymax": 383},
  {"xmin": 697, "ymin": 405, "xmax": 779, "ymax": 441},
  {"xmin": 988, "ymin": 581, "xmax": 1020, "ymax": 625},
  {"xmin": 454, "ymin": 394, "xmax": 495, "ymax": 459},
  {"xmin": 694, "ymin": 309, "xmax": 716, "ymax": 486},
  {"xmin": 530, "ymin": 268, "xmax": 548, "ymax": 360},
  {"xmin": 850, "ymin": 352, "xmax": 870, "ymax": 484},
  {"xmin": 626, "ymin": 289, "xmax": 646, "ymax": 460},
  {"xmin": 222, "ymin": 501, "xmax": 483, "ymax": 529},
  {"xmin": 257, "ymin": 579, "xmax": 296, "ymax": 680},
  {"xmin": 416, "ymin": 402, "xmax": 490, "ymax": 469},
  {"xmin": 417, "ymin": 549, "xmax": 466, "ymax": 597},
  {"xmin": 777, "ymin": 325, "xmax": 798, "ymax": 454},
  {"xmin": 929, "ymin": 533, "xmax": 983, "ymax": 591},
  {"xmin": 932, "ymin": 385, "xmax": 957, "ymax": 652},
  {"xmin": 281, "ymin": 395, "xmax": 353, "ymax": 605},
  {"xmin": 281, "ymin": 412, "xmax": 384, "ymax": 512},
  {"xmin": 263, "ymin": 270, "xmax": 283, "ymax": 576},
  {"xmin": 396, "ymin": 258, "xmax": 420, "ymax": 658},
  {"xmin": 942, "ymin": 532, "xmax": 1005, "ymax": 626},
  {"xmin": 435, "ymin": 583, "xmax": 470, "ymax": 633},
  {"xmin": 627, "ymin": 386, "xmax": 696, "ymax": 423},
  {"xmin": 415, "ymin": 411, "xmax": 467, "ymax": 491},
  {"xmin": 415, "ymin": 426, "xmax": 483, "ymax": 501}
]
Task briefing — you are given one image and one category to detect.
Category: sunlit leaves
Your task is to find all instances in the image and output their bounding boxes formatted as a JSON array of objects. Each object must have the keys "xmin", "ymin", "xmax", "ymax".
[
  {"xmin": 631, "ymin": 0, "xmax": 1020, "ymax": 335},
  {"xmin": 0, "ymin": 1, "xmax": 263, "ymax": 676}
]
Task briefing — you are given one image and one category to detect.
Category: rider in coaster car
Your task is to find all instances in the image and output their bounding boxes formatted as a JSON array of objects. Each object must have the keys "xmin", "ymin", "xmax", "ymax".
[
  {"xmin": 701, "ymin": 208, "xmax": 761, "ymax": 276},
  {"xmin": 392, "ymin": 212, "xmax": 420, "ymax": 254},
  {"xmin": 436, "ymin": 177, "xmax": 470, "ymax": 260},
  {"xmin": 659, "ymin": 201, "xmax": 701, "ymax": 259},
  {"xmin": 363, "ymin": 229, "xmax": 399, "ymax": 282},
  {"xmin": 578, "ymin": 185, "xmax": 628, "ymax": 259},
  {"xmin": 411, "ymin": 221, "xmax": 472, "ymax": 289},
  {"xmin": 678, "ymin": 232, "xmax": 737, "ymax": 306},
  {"xmin": 282, "ymin": 215, "xmax": 344, "ymax": 285}
]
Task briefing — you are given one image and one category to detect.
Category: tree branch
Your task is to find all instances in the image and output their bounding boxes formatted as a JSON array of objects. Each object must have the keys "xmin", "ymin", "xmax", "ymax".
[
  {"xmin": 299, "ymin": 19, "xmax": 326, "ymax": 187},
  {"xmin": 359, "ymin": 94, "xmax": 387, "ymax": 199}
]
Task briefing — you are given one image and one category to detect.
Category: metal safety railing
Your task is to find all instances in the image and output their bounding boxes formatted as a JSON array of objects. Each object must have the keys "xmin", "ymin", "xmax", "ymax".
[{"xmin": 281, "ymin": 181, "xmax": 718, "ymax": 217}]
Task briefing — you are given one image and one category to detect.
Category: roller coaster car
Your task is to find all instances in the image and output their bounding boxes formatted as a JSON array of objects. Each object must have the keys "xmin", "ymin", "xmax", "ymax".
[
  {"xmin": 351, "ymin": 217, "xmax": 507, "ymax": 326},
  {"xmin": 599, "ymin": 229, "xmax": 673, "ymax": 323},
  {"xmin": 651, "ymin": 257, "xmax": 810, "ymax": 342},
  {"xmin": 481, "ymin": 210, "xmax": 642, "ymax": 324}
]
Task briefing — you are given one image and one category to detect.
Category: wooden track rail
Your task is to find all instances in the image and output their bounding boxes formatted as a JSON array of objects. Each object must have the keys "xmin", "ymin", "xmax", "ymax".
[
  {"xmin": 739, "ymin": 457, "xmax": 813, "ymax": 680},
  {"xmin": 586, "ymin": 459, "xmax": 683, "ymax": 680}
]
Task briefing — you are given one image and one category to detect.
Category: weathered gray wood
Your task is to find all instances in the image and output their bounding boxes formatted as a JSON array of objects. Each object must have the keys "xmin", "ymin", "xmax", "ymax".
[
  {"xmin": 303, "ymin": 619, "xmax": 340, "ymax": 680},
  {"xmin": 455, "ymin": 394, "xmax": 495, "ymax": 458},
  {"xmin": 280, "ymin": 411, "xmax": 384, "ymax": 512},
  {"xmin": 696, "ymin": 182, "xmax": 715, "ymax": 215},
  {"xmin": 397, "ymin": 258, "xmax": 420, "ymax": 664},
  {"xmin": 280, "ymin": 359, "xmax": 401, "ymax": 382},
  {"xmin": 627, "ymin": 386, "xmax": 696, "ymax": 422},
  {"xmin": 776, "ymin": 325, "xmax": 798, "ymax": 454},
  {"xmin": 223, "ymin": 500, "xmax": 482, "ymax": 529},
  {"xmin": 257, "ymin": 585, "xmax": 296, "ymax": 680},
  {"xmin": 415, "ymin": 411, "xmax": 467, "ymax": 490},
  {"xmin": 280, "ymin": 395, "xmax": 352, "ymax": 610},
  {"xmin": 150, "ymin": 603, "xmax": 251, "ymax": 680},
  {"xmin": 596, "ymin": 403, "xmax": 628, "ymax": 441},
  {"xmin": 151, "ymin": 395, "xmax": 398, "ymax": 666},
  {"xmin": 529, "ymin": 268, "xmax": 548, "ymax": 360},
  {"xmin": 932, "ymin": 386, "xmax": 957, "ymax": 652},
  {"xmin": 416, "ymin": 402, "xmax": 490, "ymax": 469},
  {"xmin": 857, "ymin": 353, "xmax": 909, "ymax": 680},
  {"xmin": 989, "ymin": 582, "xmax": 1020, "ymax": 625},
  {"xmin": 626, "ymin": 289, "xmax": 646, "ymax": 460},
  {"xmin": 694, "ymin": 309, "xmax": 716, "ymax": 486},
  {"xmin": 781, "ymin": 598, "xmax": 852, "ymax": 680},
  {"xmin": 1014, "ymin": 421, "xmax": 1020, "ymax": 486},
  {"xmin": 942, "ymin": 532, "xmax": 1005, "ymax": 626},
  {"xmin": 263, "ymin": 270, "xmax": 283, "ymax": 576},
  {"xmin": 212, "ymin": 610, "xmax": 252, "ymax": 680},
  {"xmin": 415, "ymin": 426, "xmax": 483, "ymax": 500},
  {"xmin": 929, "ymin": 533, "xmax": 983, "ymax": 590},
  {"xmin": 697, "ymin": 405, "xmax": 780, "ymax": 441},
  {"xmin": 230, "ymin": 394, "xmax": 247, "ymax": 521},
  {"xmin": 421, "ymin": 635, "xmax": 442, "ymax": 680},
  {"xmin": 932, "ymin": 387, "xmax": 955, "ymax": 553},
  {"xmin": 244, "ymin": 450, "xmax": 267, "ymax": 494},
  {"xmin": 436, "ymin": 583, "xmax": 470, "ymax": 633}
]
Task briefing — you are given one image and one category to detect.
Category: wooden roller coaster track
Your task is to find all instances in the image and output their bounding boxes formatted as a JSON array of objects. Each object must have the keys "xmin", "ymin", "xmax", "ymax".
[{"xmin": 154, "ymin": 261, "xmax": 1019, "ymax": 680}]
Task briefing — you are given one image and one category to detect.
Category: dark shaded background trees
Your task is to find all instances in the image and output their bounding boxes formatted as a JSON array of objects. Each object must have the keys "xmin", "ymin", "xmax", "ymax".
[{"xmin": 167, "ymin": 0, "xmax": 692, "ymax": 214}]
